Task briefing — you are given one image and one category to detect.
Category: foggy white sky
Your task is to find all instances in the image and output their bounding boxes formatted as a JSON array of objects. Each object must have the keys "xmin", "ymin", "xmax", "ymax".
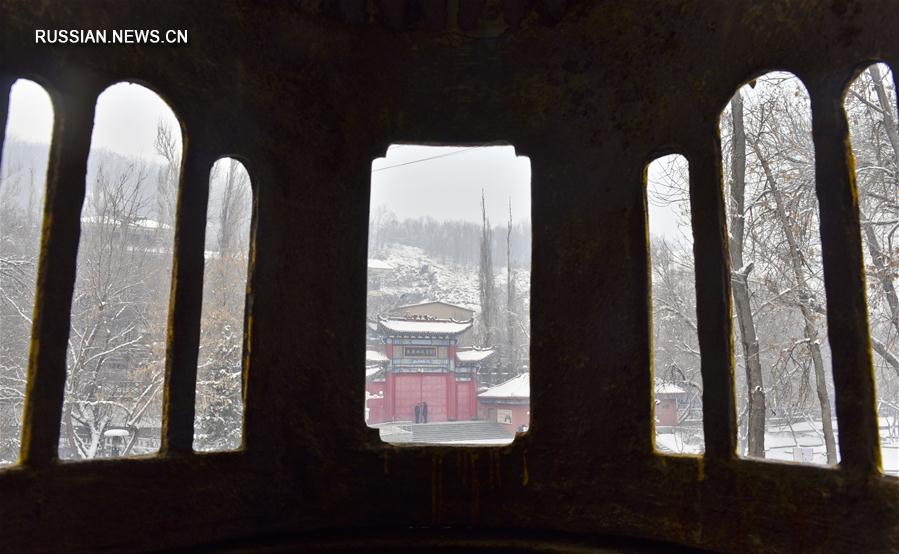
[
  {"xmin": 646, "ymin": 155, "xmax": 691, "ymax": 242},
  {"xmin": 5, "ymin": 79, "xmax": 181, "ymax": 159},
  {"xmin": 5, "ymin": 78, "xmax": 689, "ymax": 237},
  {"xmin": 6, "ymin": 79, "xmax": 532, "ymax": 226},
  {"xmin": 371, "ymin": 145, "xmax": 532, "ymax": 225},
  {"xmin": 5, "ymin": 80, "xmax": 53, "ymax": 145},
  {"xmin": 90, "ymin": 82, "xmax": 181, "ymax": 157}
]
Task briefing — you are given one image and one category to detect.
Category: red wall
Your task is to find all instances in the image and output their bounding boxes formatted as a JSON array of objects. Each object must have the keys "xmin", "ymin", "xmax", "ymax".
[
  {"xmin": 366, "ymin": 381, "xmax": 385, "ymax": 396},
  {"xmin": 365, "ymin": 381, "xmax": 386, "ymax": 424},
  {"xmin": 381, "ymin": 373, "xmax": 478, "ymax": 423},
  {"xmin": 479, "ymin": 401, "xmax": 530, "ymax": 431},
  {"xmin": 366, "ymin": 396, "xmax": 384, "ymax": 424},
  {"xmin": 656, "ymin": 398, "xmax": 678, "ymax": 427},
  {"xmin": 394, "ymin": 373, "xmax": 447, "ymax": 422},
  {"xmin": 454, "ymin": 380, "xmax": 477, "ymax": 420},
  {"xmin": 456, "ymin": 382, "xmax": 470, "ymax": 420}
]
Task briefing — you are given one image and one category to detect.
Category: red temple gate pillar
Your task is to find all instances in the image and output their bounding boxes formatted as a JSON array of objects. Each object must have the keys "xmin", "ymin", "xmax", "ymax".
[{"xmin": 446, "ymin": 372, "xmax": 457, "ymax": 420}]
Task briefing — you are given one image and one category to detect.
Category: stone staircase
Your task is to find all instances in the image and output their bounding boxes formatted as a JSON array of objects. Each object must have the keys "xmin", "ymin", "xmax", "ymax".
[{"xmin": 378, "ymin": 420, "xmax": 515, "ymax": 445}]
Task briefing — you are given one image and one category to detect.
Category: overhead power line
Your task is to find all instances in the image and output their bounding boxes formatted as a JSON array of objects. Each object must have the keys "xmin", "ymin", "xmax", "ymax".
[{"xmin": 371, "ymin": 147, "xmax": 482, "ymax": 173}]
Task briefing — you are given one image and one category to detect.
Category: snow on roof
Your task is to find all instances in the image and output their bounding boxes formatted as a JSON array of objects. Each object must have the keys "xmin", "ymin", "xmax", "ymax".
[
  {"xmin": 378, "ymin": 317, "xmax": 472, "ymax": 336},
  {"xmin": 456, "ymin": 348, "xmax": 495, "ymax": 363},
  {"xmin": 366, "ymin": 350, "xmax": 388, "ymax": 363},
  {"xmin": 655, "ymin": 383, "xmax": 686, "ymax": 395},
  {"xmin": 367, "ymin": 259, "xmax": 393, "ymax": 270},
  {"xmin": 365, "ymin": 367, "xmax": 384, "ymax": 378},
  {"xmin": 103, "ymin": 429, "xmax": 130, "ymax": 437},
  {"xmin": 479, "ymin": 373, "xmax": 529, "ymax": 399},
  {"xmin": 393, "ymin": 300, "xmax": 474, "ymax": 313}
]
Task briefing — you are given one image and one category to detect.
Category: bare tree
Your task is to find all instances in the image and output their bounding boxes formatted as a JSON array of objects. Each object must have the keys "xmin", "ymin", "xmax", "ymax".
[
  {"xmin": 646, "ymin": 154, "xmax": 703, "ymax": 414},
  {"xmin": 0, "ymin": 157, "xmax": 42, "ymax": 463},
  {"xmin": 846, "ymin": 64, "xmax": 899, "ymax": 445},
  {"xmin": 849, "ymin": 65, "xmax": 899, "ymax": 365},
  {"xmin": 478, "ymin": 190, "xmax": 496, "ymax": 347},
  {"xmin": 61, "ymin": 162, "xmax": 170, "ymax": 459},
  {"xmin": 505, "ymin": 198, "xmax": 520, "ymax": 372},
  {"xmin": 727, "ymin": 90, "xmax": 767, "ymax": 458},
  {"xmin": 730, "ymin": 74, "xmax": 839, "ymax": 462},
  {"xmin": 194, "ymin": 158, "xmax": 251, "ymax": 451},
  {"xmin": 750, "ymin": 139, "xmax": 837, "ymax": 463},
  {"xmin": 153, "ymin": 121, "xmax": 180, "ymax": 228}
]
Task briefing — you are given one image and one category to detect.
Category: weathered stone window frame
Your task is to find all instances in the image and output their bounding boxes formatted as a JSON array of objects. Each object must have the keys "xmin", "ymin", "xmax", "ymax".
[{"xmin": 0, "ymin": 3, "xmax": 896, "ymax": 551}]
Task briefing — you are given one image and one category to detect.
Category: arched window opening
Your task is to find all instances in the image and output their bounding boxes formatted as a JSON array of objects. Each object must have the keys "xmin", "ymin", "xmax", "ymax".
[
  {"xmin": 845, "ymin": 63, "xmax": 899, "ymax": 477},
  {"xmin": 58, "ymin": 82, "xmax": 182, "ymax": 460},
  {"xmin": 0, "ymin": 79, "xmax": 53, "ymax": 466},
  {"xmin": 193, "ymin": 157, "xmax": 252, "ymax": 452},
  {"xmin": 646, "ymin": 154, "xmax": 704, "ymax": 455},
  {"xmin": 366, "ymin": 144, "xmax": 531, "ymax": 445},
  {"xmin": 721, "ymin": 72, "xmax": 839, "ymax": 466}
]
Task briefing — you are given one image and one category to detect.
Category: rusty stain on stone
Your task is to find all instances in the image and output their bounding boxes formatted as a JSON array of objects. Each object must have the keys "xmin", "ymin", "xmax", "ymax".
[
  {"xmin": 469, "ymin": 451, "xmax": 480, "ymax": 523},
  {"xmin": 431, "ymin": 451, "xmax": 443, "ymax": 525},
  {"xmin": 522, "ymin": 449, "xmax": 529, "ymax": 487}
]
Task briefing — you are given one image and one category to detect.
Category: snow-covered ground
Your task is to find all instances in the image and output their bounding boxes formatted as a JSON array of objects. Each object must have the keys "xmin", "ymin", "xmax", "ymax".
[
  {"xmin": 655, "ymin": 427, "xmax": 704, "ymax": 456},
  {"xmin": 883, "ymin": 443, "xmax": 899, "ymax": 476},
  {"xmin": 439, "ymin": 438, "xmax": 515, "ymax": 445},
  {"xmin": 657, "ymin": 418, "xmax": 899, "ymax": 476}
]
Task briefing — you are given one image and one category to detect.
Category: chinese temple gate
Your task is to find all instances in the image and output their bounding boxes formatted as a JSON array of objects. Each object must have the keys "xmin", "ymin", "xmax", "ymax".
[{"xmin": 373, "ymin": 315, "xmax": 480, "ymax": 424}]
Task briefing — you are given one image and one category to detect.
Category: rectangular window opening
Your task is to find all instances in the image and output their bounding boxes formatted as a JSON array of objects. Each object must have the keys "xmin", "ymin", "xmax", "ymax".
[{"xmin": 365, "ymin": 144, "xmax": 531, "ymax": 446}]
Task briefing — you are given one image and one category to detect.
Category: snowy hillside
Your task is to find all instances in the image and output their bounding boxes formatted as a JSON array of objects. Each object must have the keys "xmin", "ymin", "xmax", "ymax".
[{"xmin": 368, "ymin": 242, "xmax": 530, "ymax": 319}]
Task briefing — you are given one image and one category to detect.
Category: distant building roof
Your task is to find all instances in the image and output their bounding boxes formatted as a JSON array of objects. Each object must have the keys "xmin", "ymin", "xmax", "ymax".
[
  {"xmin": 366, "ymin": 350, "xmax": 388, "ymax": 363},
  {"xmin": 103, "ymin": 429, "xmax": 130, "ymax": 437},
  {"xmin": 393, "ymin": 300, "xmax": 475, "ymax": 314},
  {"xmin": 367, "ymin": 259, "xmax": 393, "ymax": 271},
  {"xmin": 378, "ymin": 316, "xmax": 472, "ymax": 336},
  {"xmin": 81, "ymin": 215, "xmax": 172, "ymax": 230},
  {"xmin": 655, "ymin": 383, "xmax": 686, "ymax": 395},
  {"xmin": 456, "ymin": 348, "xmax": 495, "ymax": 363},
  {"xmin": 479, "ymin": 373, "xmax": 529, "ymax": 399}
]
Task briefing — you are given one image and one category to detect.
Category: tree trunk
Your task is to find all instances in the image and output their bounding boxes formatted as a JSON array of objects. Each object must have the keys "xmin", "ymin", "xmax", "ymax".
[
  {"xmin": 64, "ymin": 403, "xmax": 79, "ymax": 459},
  {"xmin": 480, "ymin": 190, "xmax": 495, "ymax": 345},
  {"xmin": 753, "ymin": 142, "xmax": 838, "ymax": 464},
  {"xmin": 729, "ymin": 91, "xmax": 767, "ymax": 458},
  {"xmin": 506, "ymin": 199, "xmax": 517, "ymax": 372},
  {"xmin": 862, "ymin": 64, "xmax": 899, "ymax": 338},
  {"xmin": 805, "ymin": 320, "xmax": 839, "ymax": 464},
  {"xmin": 479, "ymin": 190, "xmax": 496, "ymax": 383},
  {"xmin": 869, "ymin": 64, "xmax": 899, "ymax": 164},
  {"xmin": 861, "ymin": 217, "xmax": 899, "ymax": 336},
  {"xmin": 871, "ymin": 335, "xmax": 899, "ymax": 376}
]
